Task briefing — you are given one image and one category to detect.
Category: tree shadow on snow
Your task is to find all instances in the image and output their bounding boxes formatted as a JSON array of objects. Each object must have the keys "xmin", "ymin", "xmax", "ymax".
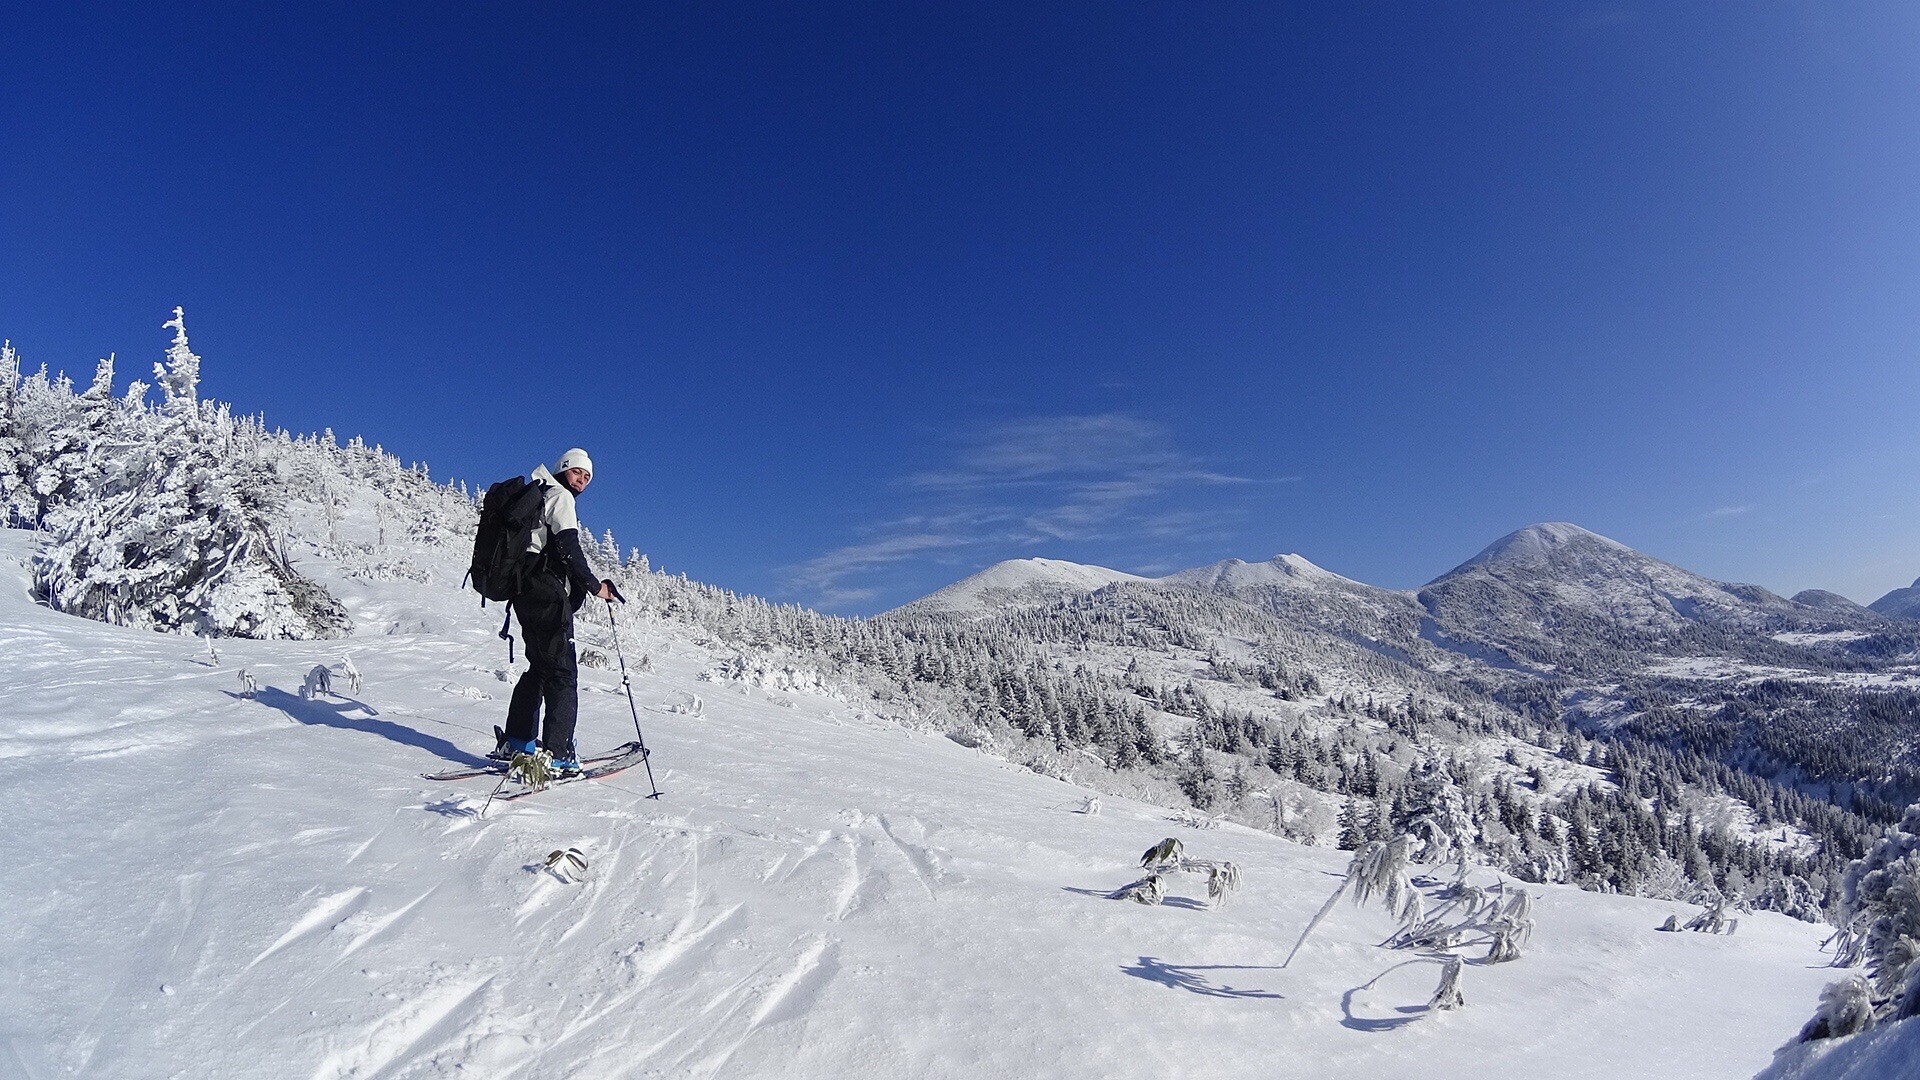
[
  {"xmin": 1121, "ymin": 957, "xmax": 1285, "ymax": 1000},
  {"xmin": 1339, "ymin": 985, "xmax": 1430, "ymax": 1032},
  {"xmin": 238, "ymin": 687, "xmax": 489, "ymax": 768}
]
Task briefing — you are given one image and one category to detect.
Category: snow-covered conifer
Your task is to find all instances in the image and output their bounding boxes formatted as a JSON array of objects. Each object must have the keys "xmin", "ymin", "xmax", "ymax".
[
  {"xmin": 155, "ymin": 307, "xmax": 201, "ymax": 414},
  {"xmin": 1796, "ymin": 975, "xmax": 1875, "ymax": 1042}
]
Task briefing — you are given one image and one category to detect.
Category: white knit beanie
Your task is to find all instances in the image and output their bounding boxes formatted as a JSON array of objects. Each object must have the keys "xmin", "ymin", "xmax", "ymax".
[{"xmin": 555, "ymin": 448, "xmax": 594, "ymax": 478}]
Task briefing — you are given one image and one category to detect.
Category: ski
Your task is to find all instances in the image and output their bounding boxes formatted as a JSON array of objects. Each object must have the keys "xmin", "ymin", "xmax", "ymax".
[
  {"xmin": 490, "ymin": 742, "xmax": 651, "ymax": 802},
  {"xmin": 422, "ymin": 740, "xmax": 641, "ymax": 781}
]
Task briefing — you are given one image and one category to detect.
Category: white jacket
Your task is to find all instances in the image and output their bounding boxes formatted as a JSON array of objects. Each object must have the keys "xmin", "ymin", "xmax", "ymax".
[{"xmin": 524, "ymin": 464, "xmax": 582, "ymax": 556}]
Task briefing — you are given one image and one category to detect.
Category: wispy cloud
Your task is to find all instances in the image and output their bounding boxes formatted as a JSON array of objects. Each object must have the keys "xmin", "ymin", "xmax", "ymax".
[
  {"xmin": 1701, "ymin": 505, "xmax": 1753, "ymax": 520},
  {"xmin": 783, "ymin": 413, "xmax": 1296, "ymax": 610}
]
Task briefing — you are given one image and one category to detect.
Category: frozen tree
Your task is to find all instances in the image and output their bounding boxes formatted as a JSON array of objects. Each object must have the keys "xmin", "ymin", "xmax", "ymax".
[
  {"xmin": 341, "ymin": 653, "xmax": 362, "ymax": 693},
  {"xmin": 1429, "ymin": 956, "xmax": 1466, "ymax": 1010},
  {"xmin": 301, "ymin": 664, "xmax": 332, "ymax": 700},
  {"xmin": 237, "ymin": 669, "xmax": 258, "ymax": 697},
  {"xmin": 1683, "ymin": 893, "xmax": 1741, "ymax": 936},
  {"xmin": 1140, "ymin": 837, "xmax": 1184, "ymax": 870},
  {"xmin": 1115, "ymin": 873, "xmax": 1167, "ymax": 905},
  {"xmin": 1825, "ymin": 803, "xmax": 1920, "ymax": 1025},
  {"xmin": 1796, "ymin": 975, "xmax": 1875, "ymax": 1042},
  {"xmin": 1285, "ymin": 836, "xmax": 1416, "ymax": 967},
  {"xmin": 1398, "ymin": 758, "xmax": 1474, "ymax": 865},
  {"xmin": 155, "ymin": 307, "xmax": 201, "ymax": 414}
]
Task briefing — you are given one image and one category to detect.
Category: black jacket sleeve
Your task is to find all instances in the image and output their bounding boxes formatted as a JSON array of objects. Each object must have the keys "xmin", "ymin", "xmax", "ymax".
[{"xmin": 549, "ymin": 528, "xmax": 604, "ymax": 608}]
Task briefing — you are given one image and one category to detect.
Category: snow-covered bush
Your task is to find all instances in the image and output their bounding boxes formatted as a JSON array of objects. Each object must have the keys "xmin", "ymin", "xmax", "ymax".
[
  {"xmin": 1796, "ymin": 976, "xmax": 1874, "ymax": 1042},
  {"xmin": 1429, "ymin": 955, "xmax": 1466, "ymax": 1010},
  {"xmin": 1682, "ymin": 893, "xmax": 1742, "ymax": 936},
  {"xmin": 1111, "ymin": 838, "xmax": 1240, "ymax": 909},
  {"xmin": 301, "ymin": 665, "xmax": 332, "ymax": 700}
]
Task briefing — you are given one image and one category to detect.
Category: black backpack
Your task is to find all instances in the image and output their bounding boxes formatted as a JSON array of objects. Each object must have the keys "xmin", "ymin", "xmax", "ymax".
[{"xmin": 468, "ymin": 476, "xmax": 549, "ymax": 602}]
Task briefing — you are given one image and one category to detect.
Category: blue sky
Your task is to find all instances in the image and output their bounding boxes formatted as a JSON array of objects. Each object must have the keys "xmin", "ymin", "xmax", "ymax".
[{"xmin": 5, "ymin": 2, "xmax": 1918, "ymax": 614}]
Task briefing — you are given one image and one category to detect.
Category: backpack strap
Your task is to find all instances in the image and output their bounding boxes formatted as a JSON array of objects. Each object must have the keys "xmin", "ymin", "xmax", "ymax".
[{"xmin": 499, "ymin": 607, "xmax": 516, "ymax": 665}]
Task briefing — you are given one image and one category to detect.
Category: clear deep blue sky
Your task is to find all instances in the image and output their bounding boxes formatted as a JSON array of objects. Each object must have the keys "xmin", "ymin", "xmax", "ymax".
[{"xmin": 5, "ymin": 2, "xmax": 1918, "ymax": 614}]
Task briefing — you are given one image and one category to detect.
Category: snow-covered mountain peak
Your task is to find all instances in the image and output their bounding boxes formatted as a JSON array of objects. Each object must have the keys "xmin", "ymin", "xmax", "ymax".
[
  {"xmin": 1790, "ymin": 588, "xmax": 1871, "ymax": 615},
  {"xmin": 1455, "ymin": 522, "xmax": 1636, "ymax": 572},
  {"xmin": 1870, "ymin": 576, "xmax": 1920, "ymax": 620},
  {"xmin": 1163, "ymin": 552, "xmax": 1348, "ymax": 590},
  {"xmin": 888, "ymin": 557, "xmax": 1147, "ymax": 618}
]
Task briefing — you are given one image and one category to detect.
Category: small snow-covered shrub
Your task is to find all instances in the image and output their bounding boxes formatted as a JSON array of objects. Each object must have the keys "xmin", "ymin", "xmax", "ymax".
[
  {"xmin": 1797, "ymin": 975, "xmax": 1874, "ymax": 1042},
  {"xmin": 543, "ymin": 847, "xmax": 589, "ymax": 883},
  {"xmin": 301, "ymin": 664, "xmax": 332, "ymax": 700},
  {"xmin": 1429, "ymin": 956, "xmax": 1466, "ymax": 1010},
  {"xmin": 662, "ymin": 690, "xmax": 704, "ymax": 716},
  {"xmin": 1115, "ymin": 874, "xmax": 1167, "ymax": 905},
  {"xmin": 1141, "ymin": 837, "xmax": 1184, "ymax": 870},
  {"xmin": 1112, "ymin": 839, "xmax": 1240, "ymax": 910},
  {"xmin": 1683, "ymin": 893, "xmax": 1742, "ymax": 936}
]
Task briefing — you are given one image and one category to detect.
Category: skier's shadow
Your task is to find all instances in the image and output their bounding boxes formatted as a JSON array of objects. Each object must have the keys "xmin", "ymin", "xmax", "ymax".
[
  {"xmin": 1120, "ymin": 956, "xmax": 1284, "ymax": 1000},
  {"xmin": 237, "ymin": 687, "xmax": 489, "ymax": 768}
]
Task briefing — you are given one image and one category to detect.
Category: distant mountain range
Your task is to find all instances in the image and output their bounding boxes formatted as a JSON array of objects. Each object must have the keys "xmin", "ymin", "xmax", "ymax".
[{"xmin": 895, "ymin": 522, "xmax": 1914, "ymax": 677}]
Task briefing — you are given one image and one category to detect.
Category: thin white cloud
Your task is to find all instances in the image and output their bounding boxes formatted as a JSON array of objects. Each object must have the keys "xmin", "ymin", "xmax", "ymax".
[{"xmin": 784, "ymin": 412, "xmax": 1297, "ymax": 609}]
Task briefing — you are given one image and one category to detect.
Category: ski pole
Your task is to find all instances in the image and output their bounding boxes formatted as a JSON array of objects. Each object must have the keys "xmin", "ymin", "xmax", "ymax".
[{"xmin": 606, "ymin": 595, "xmax": 663, "ymax": 799}]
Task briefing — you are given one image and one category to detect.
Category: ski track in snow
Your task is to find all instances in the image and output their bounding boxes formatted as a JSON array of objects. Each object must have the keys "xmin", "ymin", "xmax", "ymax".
[{"xmin": 0, "ymin": 529, "xmax": 1841, "ymax": 1079}]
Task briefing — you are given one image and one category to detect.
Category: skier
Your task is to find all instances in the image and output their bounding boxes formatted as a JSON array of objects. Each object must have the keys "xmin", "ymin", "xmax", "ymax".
[{"xmin": 493, "ymin": 448, "xmax": 621, "ymax": 776}]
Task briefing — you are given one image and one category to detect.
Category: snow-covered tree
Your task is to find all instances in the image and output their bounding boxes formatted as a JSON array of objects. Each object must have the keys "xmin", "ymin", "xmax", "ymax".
[{"xmin": 155, "ymin": 307, "xmax": 201, "ymax": 413}]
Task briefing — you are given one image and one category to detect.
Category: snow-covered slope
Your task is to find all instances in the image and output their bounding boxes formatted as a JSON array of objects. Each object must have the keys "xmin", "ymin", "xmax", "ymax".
[
  {"xmin": 889, "ymin": 557, "xmax": 1147, "ymax": 618},
  {"xmin": 1870, "ymin": 577, "xmax": 1920, "ymax": 620},
  {"xmin": 0, "ymin": 527, "xmax": 1837, "ymax": 1079}
]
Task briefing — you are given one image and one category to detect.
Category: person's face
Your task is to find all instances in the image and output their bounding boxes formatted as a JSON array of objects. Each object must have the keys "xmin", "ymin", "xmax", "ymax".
[{"xmin": 561, "ymin": 467, "xmax": 591, "ymax": 494}]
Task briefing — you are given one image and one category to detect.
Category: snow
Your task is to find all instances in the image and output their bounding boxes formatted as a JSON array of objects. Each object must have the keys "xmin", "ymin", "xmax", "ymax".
[
  {"xmin": 1757, "ymin": 1017, "xmax": 1920, "ymax": 1080},
  {"xmin": 1455, "ymin": 522, "xmax": 1639, "ymax": 571},
  {"xmin": 889, "ymin": 557, "xmax": 1147, "ymax": 618},
  {"xmin": 1164, "ymin": 553, "xmax": 1373, "ymax": 592},
  {"xmin": 1770, "ymin": 631, "xmax": 1871, "ymax": 647},
  {"xmin": 0, "ymin": 527, "xmax": 1840, "ymax": 1078},
  {"xmin": 1642, "ymin": 656, "xmax": 1920, "ymax": 690}
]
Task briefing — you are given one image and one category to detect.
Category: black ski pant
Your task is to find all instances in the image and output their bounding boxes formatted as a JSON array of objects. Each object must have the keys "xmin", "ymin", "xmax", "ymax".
[{"xmin": 504, "ymin": 572, "xmax": 580, "ymax": 759}]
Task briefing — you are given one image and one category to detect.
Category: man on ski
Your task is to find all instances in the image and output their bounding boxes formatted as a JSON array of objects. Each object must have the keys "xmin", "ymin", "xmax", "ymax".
[{"xmin": 494, "ymin": 448, "xmax": 620, "ymax": 776}]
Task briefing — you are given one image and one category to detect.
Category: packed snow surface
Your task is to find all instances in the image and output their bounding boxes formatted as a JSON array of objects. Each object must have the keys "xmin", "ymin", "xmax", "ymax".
[{"xmin": 0, "ymin": 530, "xmax": 1837, "ymax": 1079}]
